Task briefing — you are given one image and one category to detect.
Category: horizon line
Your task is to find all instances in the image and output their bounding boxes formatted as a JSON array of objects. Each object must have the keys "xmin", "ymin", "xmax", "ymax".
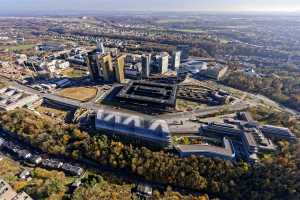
[{"xmin": 1, "ymin": 9, "xmax": 300, "ymax": 16}]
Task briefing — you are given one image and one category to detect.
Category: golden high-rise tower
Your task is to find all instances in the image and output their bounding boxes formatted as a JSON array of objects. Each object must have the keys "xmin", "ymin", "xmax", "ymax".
[
  {"xmin": 115, "ymin": 55, "xmax": 125, "ymax": 83},
  {"xmin": 100, "ymin": 54, "xmax": 114, "ymax": 82}
]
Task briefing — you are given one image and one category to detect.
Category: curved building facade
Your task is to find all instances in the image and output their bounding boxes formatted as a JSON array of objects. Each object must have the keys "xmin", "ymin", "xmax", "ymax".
[{"xmin": 95, "ymin": 109, "xmax": 172, "ymax": 148}]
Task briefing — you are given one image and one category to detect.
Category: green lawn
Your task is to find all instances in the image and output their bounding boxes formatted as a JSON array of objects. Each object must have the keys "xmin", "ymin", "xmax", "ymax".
[
  {"xmin": 0, "ymin": 82, "xmax": 6, "ymax": 89},
  {"xmin": 0, "ymin": 158, "xmax": 22, "ymax": 186},
  {"xmin": 176, "ymin": 99, "xmax": 206, "ymax": 111},
  {"xmin": 156, "ymin": 18, "xmax": 196, "ymax": 24},
  {"xmin": 61, "ymin": 68, "xmax": 88, "ymax": 78},
  {"xmin": 175, "ymin": 29, "xmax": 205, "ymax": 33},
  {"xmin": 4, "ymin": 44, "xmax": 35, "ymax": 52}
]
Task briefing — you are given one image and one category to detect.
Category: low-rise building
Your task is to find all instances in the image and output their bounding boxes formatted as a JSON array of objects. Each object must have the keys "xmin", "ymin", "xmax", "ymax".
[
  {"xmin": 36, "ymin": 43, "xmax": 64, "ymax": 52},
  {"xmin": 42, "ymin": 159, "xmax": 63, "ymax": 169},
  {"xmin": 12, "ymin": 192, "xmax": 33, "ymax": 200},
  {"xmin": 0, "ymin": 87, "xmax": 39, "ymax": 111},
  {"xmin": 41, "ymin": 60, "xmax": 70, "ymax": 73},
  {"xmin": 19, "ymin": 169, "xmax": 31, "ymax": 180},
  {"xmin": 0, "ymin": 138, "xmax": 5, "ymax": 148},
  {"xmin": 116, "ymin": 80, "xmax": 178, "ymax": 109},
  {"xmin": 260, "ymin": 125, "xmax": 297, "ymax": 142},
  {"xmin": 134, "ymin": 184, "xmax": 153, "ymax": 199},
  {"xmin": 199, "ymin": 115, "xmax": 278, "ymax": 162},
  {"xmin": 125, "ymin": 63, "xmax": 142, "ymax": 79},
  {"xmin": 176, "ymin": 137, "xmax": 235, "ymax": 160},
  {"xmin": 68, "ymin": 54, "xmax": 86, "ymax": 66},
  {"xmin": 0, "ymin": 179, "xmax": 17, "ymax": 200},
  {"xmin": 199, "ymin": 64, "xmax": 228, "ymax": 80},
  {"xmin": 202, "ymin": 122, "xmax": 243, "ymax": 136},
  {"xmin": 60, "ymin": 163, "xmax": 83, "ymax": 176},
  {"xmin": 29, "ymin": 155, "xmax": 42, "ymax": 165},
  {"xmin": 16, "ymin": 54, "xmax": 27, "ymax": 65},
  {"xmin": 180, "ymin": 59, "xmax": 208, "ymax": 74},
  {"xmin": 0, "ymin": 179, "xmax": 32, "ymax": 200},
  {"xmin": 55, "ymin": 78, "xmax": 71, "ymax": 88}
]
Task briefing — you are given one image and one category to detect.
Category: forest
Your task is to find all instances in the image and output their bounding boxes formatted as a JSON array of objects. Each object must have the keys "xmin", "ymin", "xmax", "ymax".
[
  {"xmin": 222, "ymin": 69, "xmax": 300, "ymax": 112},
  {"xmin": 0, "ymin": 109, "xmax": 299, "ymax": 200}
]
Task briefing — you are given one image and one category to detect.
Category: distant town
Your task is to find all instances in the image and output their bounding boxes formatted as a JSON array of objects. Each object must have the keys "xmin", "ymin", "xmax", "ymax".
[{"xmin": 0, "ymin": 13, "xmax": 299, "ymax": 200}]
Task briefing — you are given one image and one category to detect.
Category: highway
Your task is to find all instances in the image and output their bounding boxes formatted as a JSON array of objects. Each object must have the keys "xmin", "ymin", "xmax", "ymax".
[
  {"xmin": 213, "ymin": 79, "xmax": 300, "ymax": 117},
  {"xmin": 0, "ymin": 76, "xmax": 116, "ymax": 111},
  {"xmin": 0, "ymin": 76, "xmax": 161, "ymax": 120},
  {"xmin": 254, "ymin": 94, "xmax": 300, "ymax": 116},
  {"xmin": 0, "ymin": 76, "xmax": 252, "ymax": 122},
  {"xmin": 3, "ymin": 75, "xmax": 297, "ymax": 122}
]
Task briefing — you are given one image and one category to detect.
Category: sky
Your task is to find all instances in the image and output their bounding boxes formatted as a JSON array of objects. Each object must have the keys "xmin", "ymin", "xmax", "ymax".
[{"xmin": 0, "ymin": 0, "xmax": 300, "ymax": 14}]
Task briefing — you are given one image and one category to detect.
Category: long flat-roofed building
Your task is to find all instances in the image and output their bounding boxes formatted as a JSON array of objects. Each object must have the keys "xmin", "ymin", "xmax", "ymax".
[
  {"xmin": 176, "ymin": 137, "xmax": 235, "ymax": 160},
  {"xmin": 202, "ymin": 122, "xmax": 243, "ymax": 136},
  {"xmin": 200, "ymin": 119, "xmax": 277, "ymax": 162},
  {"xmin": 236, "ymin": 112, "xmax": 254, "ymax": 122},
  {"xmin": 95, "ymin": 109, "xmax": 171, "ymax": 148},
  {"xmin": 260, "ymin": 125, "xmax": 297, "ymax": 142},
  {"xmin": 241, "ymin": 130, "xmax": 258, "ymax": 156}
]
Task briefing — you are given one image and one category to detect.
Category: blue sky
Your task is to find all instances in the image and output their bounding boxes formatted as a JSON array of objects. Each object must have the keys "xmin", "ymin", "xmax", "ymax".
[{"xmin": 0, "ymin": 0, "xmax": 300, "ymax": 13}]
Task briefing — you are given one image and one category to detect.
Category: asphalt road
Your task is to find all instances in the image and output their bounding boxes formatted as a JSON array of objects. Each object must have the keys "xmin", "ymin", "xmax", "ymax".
[
  {"xmin": 0, "ymin": 76, "xmax": 119, "ymax": 112},
  {"xmin": 2, "ymin": 75, "xmax": 297, "ymax": 121},
  {"xmin": 0, "ymin": 76, "xmax": 251, "ymax": 121}
]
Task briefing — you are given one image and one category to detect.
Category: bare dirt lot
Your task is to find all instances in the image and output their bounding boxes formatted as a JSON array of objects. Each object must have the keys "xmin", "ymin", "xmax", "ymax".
[{"xmin": 57, "ymin": 87, "xmax": 97, "ymax": 102}]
